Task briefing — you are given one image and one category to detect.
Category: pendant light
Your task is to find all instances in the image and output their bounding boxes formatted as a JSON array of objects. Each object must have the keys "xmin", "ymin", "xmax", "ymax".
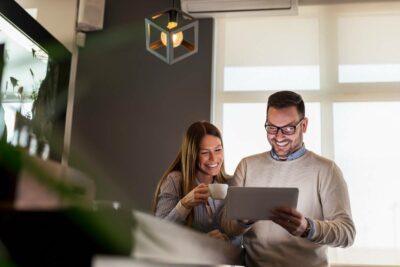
[{"xmin": 145, "ymin": 0, "xmax": 198, "ymax": 65}]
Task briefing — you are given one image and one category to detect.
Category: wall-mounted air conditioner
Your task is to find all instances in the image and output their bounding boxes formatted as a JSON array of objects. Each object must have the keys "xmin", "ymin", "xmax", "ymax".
[{"xmin": 180, "ymin": 0, "xmax": 298, "ymax": 18}]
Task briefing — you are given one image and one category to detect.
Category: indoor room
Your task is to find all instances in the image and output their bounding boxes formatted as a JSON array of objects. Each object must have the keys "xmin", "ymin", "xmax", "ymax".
[{"xmin": 0, "ymin": 0, "xmax": 399, "ymax": 267}]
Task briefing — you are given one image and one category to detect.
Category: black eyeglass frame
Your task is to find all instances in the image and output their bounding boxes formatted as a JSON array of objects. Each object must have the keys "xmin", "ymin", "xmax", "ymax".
[{"xmin": 264, "ymin": 118, "xmax": 305, "ymax": 135}]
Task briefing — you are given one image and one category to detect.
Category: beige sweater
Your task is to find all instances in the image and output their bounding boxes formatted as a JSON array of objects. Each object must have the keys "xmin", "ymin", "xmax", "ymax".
[{"xmin": 232, "ymin": 150, "xmax": 355, "ymax": 267}]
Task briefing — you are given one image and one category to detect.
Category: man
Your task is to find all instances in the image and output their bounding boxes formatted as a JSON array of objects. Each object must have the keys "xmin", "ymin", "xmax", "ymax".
[{"xmin": 233, "ymin": 91, "xmax": 355, "ymax": 267}]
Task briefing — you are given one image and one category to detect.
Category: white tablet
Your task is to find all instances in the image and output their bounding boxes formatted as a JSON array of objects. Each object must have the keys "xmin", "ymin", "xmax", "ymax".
[{"xmin": 226, "ymin": 187, "xmax": 299, "ymax": 220}]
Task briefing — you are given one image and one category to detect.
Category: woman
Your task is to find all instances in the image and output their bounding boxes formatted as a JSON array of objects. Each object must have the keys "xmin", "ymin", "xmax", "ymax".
[{"xmin": 153, "ymin": 121, "xmax": 240, "ymax": 242}]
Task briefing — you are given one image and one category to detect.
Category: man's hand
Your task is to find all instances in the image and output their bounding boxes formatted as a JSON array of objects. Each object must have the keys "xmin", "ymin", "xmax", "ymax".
[
  {"xmin": 207, "ymin": 229, "xmax": 229, "ymax": 241},
  {"xmin": 181, "ymin": 183, "xmax": 209, "ymax": 209},
  {"xmin": 271, "ymin": 206, "xmax": 308, "ymax": 237}
]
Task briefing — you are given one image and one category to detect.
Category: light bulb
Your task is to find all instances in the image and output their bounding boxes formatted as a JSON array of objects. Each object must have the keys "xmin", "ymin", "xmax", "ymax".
[{"xmin": 160, "ymin": 21, "xmax": 183, "ymax": 48}]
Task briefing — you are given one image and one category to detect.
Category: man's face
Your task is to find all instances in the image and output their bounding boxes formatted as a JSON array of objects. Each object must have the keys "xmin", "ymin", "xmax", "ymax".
[{"xmin": 266, "ymin": 106, "xmax": 308, "ymax": 160}]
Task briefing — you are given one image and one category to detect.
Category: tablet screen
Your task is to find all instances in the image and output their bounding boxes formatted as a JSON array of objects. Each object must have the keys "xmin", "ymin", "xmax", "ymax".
[{"xmin": 226, "ymin": 187, "xmax": 299, "ymax": 220}]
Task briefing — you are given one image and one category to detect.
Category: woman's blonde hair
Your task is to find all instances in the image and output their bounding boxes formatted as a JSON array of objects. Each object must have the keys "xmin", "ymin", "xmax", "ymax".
[{"xmin": 152, "ymin": 121, "xmax": 228, "ymax": 225}]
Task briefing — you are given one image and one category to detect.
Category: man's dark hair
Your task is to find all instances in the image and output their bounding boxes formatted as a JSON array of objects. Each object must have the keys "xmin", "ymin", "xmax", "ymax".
[{"xmin": 267, "ymin": 91, "xmax": 305, "ymax": 118}]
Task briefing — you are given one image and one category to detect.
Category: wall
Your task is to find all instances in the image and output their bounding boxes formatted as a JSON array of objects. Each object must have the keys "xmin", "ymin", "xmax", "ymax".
[
  {"xmin": 14, "ymin": 0, "xmax": 77, "ymax": 51},
  {"xmin": 69, "ymin": 0, "xmax": 214, "ymax": 211}
]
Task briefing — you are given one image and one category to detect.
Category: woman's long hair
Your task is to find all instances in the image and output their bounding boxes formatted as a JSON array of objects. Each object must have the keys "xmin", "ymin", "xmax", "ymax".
[{"xmin": 152, "ymin": 121, "xmax": 229, "ymax": 225}]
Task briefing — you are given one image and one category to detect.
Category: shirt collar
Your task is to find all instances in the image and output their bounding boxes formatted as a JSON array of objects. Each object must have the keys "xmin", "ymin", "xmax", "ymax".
[{"xmin": 270, "ymin": 144, "xmax": 306, "ymax": 161}]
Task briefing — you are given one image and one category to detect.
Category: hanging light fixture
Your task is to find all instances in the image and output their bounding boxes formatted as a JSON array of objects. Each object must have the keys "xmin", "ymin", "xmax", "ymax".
[{"xmin": 145, "ymin": 0, "xmax": 198, "ymax": 65}]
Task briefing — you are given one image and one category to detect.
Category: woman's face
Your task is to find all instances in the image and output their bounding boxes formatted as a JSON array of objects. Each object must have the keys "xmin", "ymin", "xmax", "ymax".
[{"xmin": 197, "ymin": 134, "xmax": 224, "ymax": 178}]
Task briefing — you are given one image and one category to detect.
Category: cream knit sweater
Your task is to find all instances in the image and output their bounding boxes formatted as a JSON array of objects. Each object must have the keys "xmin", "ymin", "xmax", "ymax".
[{"xmin": 232, "ymin": 150, "xmax": 356, "ymax": 267}]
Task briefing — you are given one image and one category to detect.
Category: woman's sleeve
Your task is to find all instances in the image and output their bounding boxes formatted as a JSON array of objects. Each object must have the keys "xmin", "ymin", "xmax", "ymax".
[{"xmin": 154, "ymin": 173, "xmax": 191, "ymax": 223}]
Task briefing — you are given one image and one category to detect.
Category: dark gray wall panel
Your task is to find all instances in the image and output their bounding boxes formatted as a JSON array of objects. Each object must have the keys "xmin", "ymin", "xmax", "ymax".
[{"xmin": 70, "ymin": 0, "xmax": 213, "ymax": 211}]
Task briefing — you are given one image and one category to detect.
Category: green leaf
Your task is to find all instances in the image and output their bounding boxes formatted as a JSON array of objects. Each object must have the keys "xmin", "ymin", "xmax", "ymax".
[{"xmin": 9, "ymin": 77, "xmax": 18, "ymax": 88}]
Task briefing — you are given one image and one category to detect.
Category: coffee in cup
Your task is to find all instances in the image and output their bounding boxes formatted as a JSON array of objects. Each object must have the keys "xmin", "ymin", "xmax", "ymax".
[{"xmin": 208, "ymin": 183, "xmax": 228, "ymax": 200}]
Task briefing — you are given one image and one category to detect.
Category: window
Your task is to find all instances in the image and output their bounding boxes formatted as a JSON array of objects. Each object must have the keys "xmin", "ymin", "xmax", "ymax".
[
  {"xmin": 213, "ymin": 2, "xmax": 400, "ymax": 265},
  {"xmin": 332, "ymin": 102, "xmax": 400, "ymax": 265},
  {"xmin": 338, "ymin": 12, "xmax": 400, "ymax": 83},
  {"xmin": 0, "ymin": 11, "xmax": 48, "ymax": 144},
  {"xmin": 220, "ymin": 14, "xmax": 320, "ymax": 91}
]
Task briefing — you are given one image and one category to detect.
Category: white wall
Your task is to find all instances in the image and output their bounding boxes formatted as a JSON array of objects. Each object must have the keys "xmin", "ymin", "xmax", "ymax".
[{"xmin": 14, "ymin": 0, "xmax": 78, "ymax": 52}]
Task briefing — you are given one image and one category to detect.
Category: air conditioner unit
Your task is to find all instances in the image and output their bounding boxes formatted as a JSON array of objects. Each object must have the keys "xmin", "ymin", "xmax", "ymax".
[{"xmin": 180, "ymin": 0, "xmax": 298, "ymax": 18}]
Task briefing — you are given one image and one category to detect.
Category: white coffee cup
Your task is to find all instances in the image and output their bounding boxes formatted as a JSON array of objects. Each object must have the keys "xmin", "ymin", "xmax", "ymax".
[{"xmin": 208, "ymin": 183, "xmax": 228, "ymax": 200}]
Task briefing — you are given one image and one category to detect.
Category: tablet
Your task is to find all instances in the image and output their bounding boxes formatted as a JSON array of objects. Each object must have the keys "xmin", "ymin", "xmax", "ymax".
[{"xmin": 226, "ymin": 187, "xmax": 299, "ymax": 220}]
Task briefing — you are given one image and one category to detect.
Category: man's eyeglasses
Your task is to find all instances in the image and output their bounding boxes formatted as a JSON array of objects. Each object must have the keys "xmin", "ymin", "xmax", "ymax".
[{"xmin": 264, "ymin": 118, "xmax": 304, "ymax": 135}]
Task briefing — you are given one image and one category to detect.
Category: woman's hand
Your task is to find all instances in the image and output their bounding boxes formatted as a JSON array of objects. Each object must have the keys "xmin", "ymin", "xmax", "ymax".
[
  {"xmin": 207, "ymin": 229, "xmax": 229, "ymax": 241},
  {"xmin": 181, "ymin": 183, "xmax": 209, "ymax": 209}
]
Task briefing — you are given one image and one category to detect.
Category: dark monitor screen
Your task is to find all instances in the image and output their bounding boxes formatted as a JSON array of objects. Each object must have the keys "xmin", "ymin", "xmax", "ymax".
[{"xmin": 0, "ymin": 0, "xmax": 71, "ymax": 161}]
